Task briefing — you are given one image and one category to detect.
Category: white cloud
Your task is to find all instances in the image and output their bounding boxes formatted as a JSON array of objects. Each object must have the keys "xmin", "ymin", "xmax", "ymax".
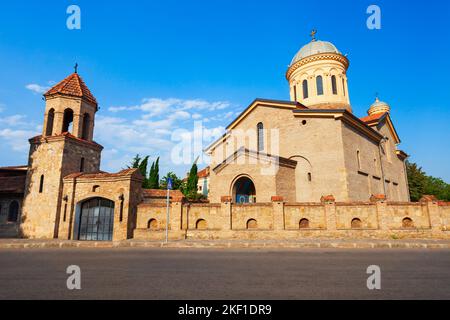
[
  {"xmin": 25, "ymin": 83, "xmax": 50, "ymax": 94},
  {"xmin": 108, "ymin": 97, "xmax": 232, "ymax": 114},
  {"xmin": 0, "ymin": 113, "xmax": 40, "ymax": 154},
  {"xmin": 0, "ymin": 115, "xmax": 28, "ymax": 126},
  {"xmin": 0, "ymin": 128, "xmax": 37, "ymax": 152}
]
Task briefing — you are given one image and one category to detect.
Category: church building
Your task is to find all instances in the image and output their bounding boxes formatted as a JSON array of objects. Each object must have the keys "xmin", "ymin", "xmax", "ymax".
[
  {"xmin": 205, "ymin": 34, "xmax": 409, "ymax": 204},
  {"xmin": 0, "ymin": 34, "xmax": 413, "ymax": 241}
]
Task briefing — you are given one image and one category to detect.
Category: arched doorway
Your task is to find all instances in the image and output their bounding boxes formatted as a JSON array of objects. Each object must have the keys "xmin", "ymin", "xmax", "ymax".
[
  {"xmin": 232, "ymin": 176, "xmax": 256, "ymax": 203},
  {"xmin": 78, "ymin": 198, "xmax": 115, "ymax": 241},
  {"xmin": 7, "ymin": 201, "xmax": 19, "ymax": 222}
]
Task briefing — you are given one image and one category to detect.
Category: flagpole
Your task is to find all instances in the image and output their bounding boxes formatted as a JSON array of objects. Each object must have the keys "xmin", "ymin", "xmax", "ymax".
[{"xmin": 165, "ymin": 187, "xmax": 169, "ymax": 244}]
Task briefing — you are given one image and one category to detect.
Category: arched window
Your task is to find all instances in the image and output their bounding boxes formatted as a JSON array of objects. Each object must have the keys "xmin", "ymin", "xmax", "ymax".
[
  {"xmin": 148, "ymin": 218, "xmax": 158, "ymax": 230},
  {"xmin": 316, "ymin": 76, "xmax": 324, "ymax": 95},
  {"xmin": 45, "ymin": 108, "xmax": 55, "ymax": 136},
  {"xmin": 81, "ymin": 113, "xmax": 90, "ymax": 140},
  {"xmin": 331, "ymin": 75, "xmax": 337, "ymax": 95},
  {"xmin": 293, "ymin": 85, "xmax": 297, "ymax": 102},
  {"xmin": 80, "ymin": 158, "xmax": 85, "ymax": 172},
  {"xmin": 357, "ymin": 150, "xmax": 361, "ymax": 170},
  {"xmin": 351, "ymin": 218, "xmax": 362, "ymax": 229},
  {"xmin": 342, "ymin": 79, "xmax": 346, "ymax": 96},
  {"xmin": 39, "ymin": 175, "xmax": 44, "ymax": 193},
  {"xmin": 247, "ymin": 219, "xmax": 257, "ymax": 229},
  {"xmin": 233, "ymin": 176, "xmax": 256, "ymax": 204},
  {"xmin": 402, "ymin": 217, "xmax": 414, "ymax": 229},
  {"xmin": 196, "ymin": 219, "xmax": 207, "ymax": 230},
  {"xmin": 257, "ymin": 122, "xmax": 264, "ymax": 152},
  {"xmin": 62, "ymin": 109, "xmax": 74, "ymax": 133},
  {"xmin": 92, "ymin": 185, "xmax": 100, "ymax": 192},
  {"xmin": 299, "ymin": 218, "xmax": 310, "ymax": 229},
  {"xmin": 302, "ymin": 79, "xmax": 309, "ymax": 99},
  {"xmin": 7, "ymin": 201, "xmax": 19, "ymax": 222}
]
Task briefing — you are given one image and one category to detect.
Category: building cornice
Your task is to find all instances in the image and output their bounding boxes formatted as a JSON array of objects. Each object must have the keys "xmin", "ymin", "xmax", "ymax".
[
  {"xmin": 29, "ymin": 133, "xmax": 104, "ymax": 151},
  {"xmin": 286, "ymin": 53, "xmax": 349, "ymax": 80}
]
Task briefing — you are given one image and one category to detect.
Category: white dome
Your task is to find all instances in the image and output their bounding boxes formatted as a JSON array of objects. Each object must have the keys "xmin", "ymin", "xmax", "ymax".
[
  {"xmin": 290, "ymin": 40, "xmax": 341, "ymax": 66},
  {"xmin": 368, "ymin": 97, "xmax": 390, "ymax": 115}
]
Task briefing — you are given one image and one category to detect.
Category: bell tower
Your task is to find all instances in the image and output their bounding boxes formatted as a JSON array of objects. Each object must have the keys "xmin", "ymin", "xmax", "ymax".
[{"xmin": 21, "ymin": 70, "xmax": 103, "ymax": 239}]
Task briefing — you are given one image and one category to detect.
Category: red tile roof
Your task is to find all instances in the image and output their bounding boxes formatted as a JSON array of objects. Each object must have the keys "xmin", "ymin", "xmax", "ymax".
[
  {"xmin": 64, "ymin": 168, "xmax": 140, "ymax": 180},
  {"xmin": 182, "ymin": 167, "xmax": 210, "ymax": 182},
  {"xmin": 44, "ymin": 73, "xmax": 97, "ymax": 106},
  {"xmin": 0, "ymin": 175, "xmax": 26, "ymax": 194},
  {"xmin": 143, "ymin": 189, "xmax": 184, "ymax": 198},
  {"xmin": 197, "ymin": 167, "xmax": 210, "ymax": 178},
  {"xmin": 360, "ymin": 112, "xmax": 386, "ymax": 124}
]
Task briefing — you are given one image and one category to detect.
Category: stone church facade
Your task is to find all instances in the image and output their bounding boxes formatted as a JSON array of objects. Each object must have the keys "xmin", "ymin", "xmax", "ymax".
[
  {"xmin": 205, "ymin": 37, "xmax": 409, "ymax": 204},
  {"xmin": 0, "ymin": 35, "xmax": 449, "ymax": 241}
]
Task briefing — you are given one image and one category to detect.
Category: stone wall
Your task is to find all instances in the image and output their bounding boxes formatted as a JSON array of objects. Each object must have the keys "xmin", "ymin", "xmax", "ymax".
[
  {"xmin": 134, "ymin": 196, "xmax": 450, "ymax": 240},
  {"xmin": 20, "ymin": 135, "xmax": 102, "ymax": 239}
]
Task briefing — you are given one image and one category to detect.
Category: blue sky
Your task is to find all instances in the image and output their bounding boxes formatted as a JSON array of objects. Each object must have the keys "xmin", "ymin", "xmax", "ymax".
[{"xmin": 0, "ymin": 0, "xmax": 449, "ymax": 181}]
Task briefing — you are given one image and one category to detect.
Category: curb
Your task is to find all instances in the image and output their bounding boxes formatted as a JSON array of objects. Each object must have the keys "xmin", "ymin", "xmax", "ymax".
[{"xmin": 0, "ymin": 240, "xmax": 449, "ymax": 249}]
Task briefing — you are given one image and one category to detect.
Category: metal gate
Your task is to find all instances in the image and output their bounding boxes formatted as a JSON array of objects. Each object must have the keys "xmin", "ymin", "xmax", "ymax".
[{"xmin": 78, "ymin": 198, "xmax": 115, "ymax": 241}]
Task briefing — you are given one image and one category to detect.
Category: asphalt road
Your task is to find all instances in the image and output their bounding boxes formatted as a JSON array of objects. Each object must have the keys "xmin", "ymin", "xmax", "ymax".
[{"xmin": 0, "ymin": 248, "xmax": 449, "ymax": 299}]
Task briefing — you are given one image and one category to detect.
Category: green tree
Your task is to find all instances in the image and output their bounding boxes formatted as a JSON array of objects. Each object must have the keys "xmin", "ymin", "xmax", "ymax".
[
  {"xmin": 183, "ymin": 161, "xmax": 199, "ymax": 200},
  {"xmin": 148, "ymin": 157, "xmax": 160, "ymax": 189},
  {"xmin": 129, "ymin": 154, "xmax": 141, "ymax": 169},
  {"xmin": 160, "ymin": 172, "xmax": 183, "ymax": 190},
  {"xmin": 138, "ymin": 156, "xmax": 149, "ymax": 186},
  {"xmin": 406, "ymin": 161, "xmax": 426, "ymax": 201},
  {"xmin": 406, "ymin": 161, "xmax": 450, "ymax": 201}
]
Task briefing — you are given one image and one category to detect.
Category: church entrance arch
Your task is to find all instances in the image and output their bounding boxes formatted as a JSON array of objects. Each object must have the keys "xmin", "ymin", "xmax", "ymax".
[
  {"xmin": 78, "ymin": 198, "xmax": 115, "ymax": 241},
  {"xmin": 232, "ymin": 176, "xmax": 256, "ymax": 203}
]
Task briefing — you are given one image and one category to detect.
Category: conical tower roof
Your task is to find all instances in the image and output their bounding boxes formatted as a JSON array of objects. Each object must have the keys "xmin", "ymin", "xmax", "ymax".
[{"xmin": 44, "ymin": 73, "xmax": 97, "ymax": 106}]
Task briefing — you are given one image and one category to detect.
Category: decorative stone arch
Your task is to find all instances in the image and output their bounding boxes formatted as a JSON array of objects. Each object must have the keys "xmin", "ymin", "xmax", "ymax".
[
  {"xmin": 299, "ymin": 218, "xmax": 310, "ymax": 229},
  {"xmin": 246, "ymin": 218, "xmax": 257, "ymax": 229},
  {"xmin": 148, "ymin": 218, "xmax": 158, "ymax": 230},
  {"xmin": 312, "ymin": 67, "xmax": 325, "ymax": 76},
  {"xmin": 196, "ymin": 219, "xmax": 207, "ymax": 230},
  {"xmin": 402, "ymin": 217, "xmax": 414, "ymax": 229},
  {"xmin": 230, "ymin": 174, "xmax": 256, "ymax": 204},
  {"xmin": 351, "ymin": 218, "xmax": 362, "ymax": 229}
]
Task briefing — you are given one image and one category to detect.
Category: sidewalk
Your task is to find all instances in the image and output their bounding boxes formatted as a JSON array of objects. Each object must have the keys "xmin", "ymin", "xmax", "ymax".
[{"xmin": 1, "ymin": 238, "xmax": 450, "ymax": 249}]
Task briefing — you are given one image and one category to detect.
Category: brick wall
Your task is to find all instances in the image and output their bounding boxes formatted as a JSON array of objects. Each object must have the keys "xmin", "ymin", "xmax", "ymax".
[{"xmin": 133, "ymin": 196, "xmax": 450, "ymax": 240}]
